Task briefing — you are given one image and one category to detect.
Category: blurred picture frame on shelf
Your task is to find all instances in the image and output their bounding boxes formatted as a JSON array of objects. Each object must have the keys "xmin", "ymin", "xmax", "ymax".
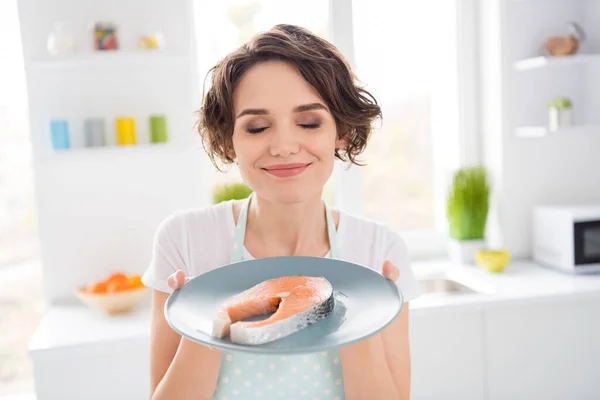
[{"xmin": 93, "ymin": 22, "xmax": 119, "ymax": 51}]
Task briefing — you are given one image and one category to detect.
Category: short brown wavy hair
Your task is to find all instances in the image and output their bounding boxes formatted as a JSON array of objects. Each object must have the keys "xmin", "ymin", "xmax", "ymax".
[{"xmin": 196, "ymin": 24, "xmax": 382, "ymax": 170}]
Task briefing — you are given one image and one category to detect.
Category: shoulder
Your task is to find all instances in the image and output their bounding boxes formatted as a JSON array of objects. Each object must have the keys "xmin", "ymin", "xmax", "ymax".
[
  {"xmin": 143, "ymin": 201, "xmax": 236, "ymax": 292},
  {"xmin": 153, "ymin": 200, "xmax": 235, "ymax": 244},
  {"xmin": 158, "ymin": 200, "xmax": 235, "ymax": 230},
  {"xmin": 337, "ymin": 209, "xmax": 407, "ymax": 253},
  {"xmin": 147, "ymin": 200, "xmax": 237, "ymax": 283}
]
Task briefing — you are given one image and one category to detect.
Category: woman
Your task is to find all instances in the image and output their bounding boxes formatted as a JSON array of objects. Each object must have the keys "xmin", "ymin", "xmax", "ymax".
[{"xmin": 143, "ymin": 24, "xmax": 421, "ymax": 400}]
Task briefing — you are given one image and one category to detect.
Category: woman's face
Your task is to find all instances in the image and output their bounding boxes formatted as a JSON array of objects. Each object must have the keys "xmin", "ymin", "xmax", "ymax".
[{"xmin": 231, "ymin": 61, "xmax": 344, "ymax": 204}]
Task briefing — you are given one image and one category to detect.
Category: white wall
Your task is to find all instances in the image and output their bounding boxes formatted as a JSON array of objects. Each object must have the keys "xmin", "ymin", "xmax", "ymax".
[{"xmin": 479, "ymin": 0, "xmax": 600, "ymax": 258}]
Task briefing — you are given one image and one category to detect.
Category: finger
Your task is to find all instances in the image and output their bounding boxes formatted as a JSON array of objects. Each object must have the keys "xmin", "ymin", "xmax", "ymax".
[
  {"xmin": 167, "ymin": 272, "xmax": 177, "ymax": 290},
  {"xmin": 382, "ymin": 260, "xmax": 400, "ymax": 282},
  {"xmin": 167, "ymin": 270, "xmax": 185, "ymax": 290}
]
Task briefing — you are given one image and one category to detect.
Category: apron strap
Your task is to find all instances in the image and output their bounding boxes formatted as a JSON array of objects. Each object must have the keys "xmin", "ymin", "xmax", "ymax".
[
  {"xmin": 230, "ymin": 193, "xmax": 340, "ymax": 263},
  {"xmin": 230, "ymin": 193, "xmax": 252, "ymax": 263},
  {"xmin": 324, "ymin": 200, "xmax": 340, "ymax": 259}
]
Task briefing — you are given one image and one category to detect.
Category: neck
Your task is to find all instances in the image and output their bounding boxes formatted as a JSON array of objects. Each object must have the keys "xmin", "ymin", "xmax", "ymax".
[{"xmin": 245, "ymin": 193, "xmax": 329, "ymax": 257}]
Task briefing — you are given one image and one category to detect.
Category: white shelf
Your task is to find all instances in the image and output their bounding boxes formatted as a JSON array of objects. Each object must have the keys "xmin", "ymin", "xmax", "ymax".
[
  {"xmin": 515, "ymin": 124, "xmax": 600, "ymax": 137},
  {"xmin": 28, "ymin": 51, "xmax": 189, "ymax": 70},
  {"xmin": 513, "ymin": 54, "xmax": 600, "ymax": 71}
]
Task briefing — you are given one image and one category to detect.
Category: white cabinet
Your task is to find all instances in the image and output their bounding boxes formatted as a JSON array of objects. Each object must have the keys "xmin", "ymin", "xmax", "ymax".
[
  {"xmin": 32, "ymin": 337, "xmax": 150, "ymax": 400},
  {"xmin": 410, "ymin": 295, "xmax": 600, "ymax": 400},
  {"xmin": 30, "ymin": 295, "xmax": 600, "ymax": 399},
  {"xmin": 410, "ymin": 308, "xmax": 486, "ymax": 400},
  {"xmin": 29, "ymin": 305, "xmax": 152, "ymax": 400},
  {"xmin": 485, "ymin": 296, "xmax": 600, "ymax": 400}
]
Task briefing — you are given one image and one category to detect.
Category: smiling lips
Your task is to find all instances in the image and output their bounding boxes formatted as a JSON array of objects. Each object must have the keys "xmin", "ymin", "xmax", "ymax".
[{"xmin": 262, "ymin": 163, "xmax": 311, "ymax": 178}]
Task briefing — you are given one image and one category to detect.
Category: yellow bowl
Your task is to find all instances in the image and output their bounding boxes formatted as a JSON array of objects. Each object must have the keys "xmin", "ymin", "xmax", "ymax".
[
  {"xmin": 475, "ymin": 250, "xmax": 511, "ymax": 273},
  {"xmin": 76, "ymin": 287, "xmax": 148, "ymax": 315}
]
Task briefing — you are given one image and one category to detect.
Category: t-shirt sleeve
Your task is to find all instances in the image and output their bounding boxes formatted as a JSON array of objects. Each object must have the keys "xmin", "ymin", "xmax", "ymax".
[
  {"xmin": 382, "ymin": 231, "xmax": 422, "ymax": 303},
  {"xmin": 142, "ymin": 215, "xmax": 186, "ymax": 294}
]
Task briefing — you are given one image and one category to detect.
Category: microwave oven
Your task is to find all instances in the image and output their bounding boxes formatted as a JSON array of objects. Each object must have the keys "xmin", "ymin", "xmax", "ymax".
[{"xmin": 533, "ymin": 205, "xmax": 600, "ymax": 274}]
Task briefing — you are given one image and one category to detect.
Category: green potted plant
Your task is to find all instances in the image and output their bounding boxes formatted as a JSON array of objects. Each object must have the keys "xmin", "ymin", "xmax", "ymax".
[
  {"xmin": 548, "ymin": 96, "xmax": 572, "ymax": 132},
  {"xmin": 212, "ymin": 182, "xmax": 252, "ymax": 204},
  {"xmin": 446, "ymin": 166, "xmax": 490, "ymax": 264}
]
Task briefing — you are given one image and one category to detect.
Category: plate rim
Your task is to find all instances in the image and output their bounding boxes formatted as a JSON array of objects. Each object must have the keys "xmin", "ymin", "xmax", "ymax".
[{"xmin": 164, "ymin": 255, "xmax": 404, "ymax": 354}]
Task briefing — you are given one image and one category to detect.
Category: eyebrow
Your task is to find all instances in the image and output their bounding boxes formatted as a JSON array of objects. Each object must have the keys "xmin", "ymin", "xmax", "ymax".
[{"xmin": 236, "ymin": 102, "xmax": 328, "ymax": 119}]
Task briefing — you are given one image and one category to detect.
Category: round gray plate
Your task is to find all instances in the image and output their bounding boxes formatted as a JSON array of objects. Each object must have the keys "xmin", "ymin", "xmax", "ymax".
[{"xmin": 164, "ymin": 256, "xmax": 403, "ymax": 354}]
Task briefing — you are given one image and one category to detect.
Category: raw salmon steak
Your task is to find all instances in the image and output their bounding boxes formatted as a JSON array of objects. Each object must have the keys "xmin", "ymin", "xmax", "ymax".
[{"xmin": 212, "ymin": 276, "xmax": 334, "ymax": 345}]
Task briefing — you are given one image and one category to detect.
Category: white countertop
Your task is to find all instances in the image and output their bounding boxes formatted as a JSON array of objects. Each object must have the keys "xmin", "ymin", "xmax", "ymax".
[
  {"xmin": 29, "ymin": 304, "xmax": 152, "ymax": 352},
  {"xmin": 410, "ymin": 259, "xmax": 600, "ymax": 312},
  {"xmin": 29, "ymin": 259, "xmax": 600, "ymax": 352}
]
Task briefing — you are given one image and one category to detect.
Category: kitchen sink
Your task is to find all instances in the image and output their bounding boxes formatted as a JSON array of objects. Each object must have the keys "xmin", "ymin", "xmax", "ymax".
[{"xmin": 418, "ymin": 278, "xmax": 479, "ymax": 295}]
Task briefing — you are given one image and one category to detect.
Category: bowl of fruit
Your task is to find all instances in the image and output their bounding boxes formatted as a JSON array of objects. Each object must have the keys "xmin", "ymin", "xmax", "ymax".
[{"xmin": 76, "ymin": 272, "xmax": 148, "ymax": 315}]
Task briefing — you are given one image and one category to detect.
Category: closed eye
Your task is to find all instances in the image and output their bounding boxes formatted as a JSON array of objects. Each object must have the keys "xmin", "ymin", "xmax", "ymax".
[
  {"xmin": 247, "ymin": 127, "xmax": 268, "ymax": 134},
  {"xmin": 300, "ymin": 123, "xmax": 320, "ymax": 130},
  {"xmin": 247, "ymin": 124, "xmax": 320, "ymax": 134}
]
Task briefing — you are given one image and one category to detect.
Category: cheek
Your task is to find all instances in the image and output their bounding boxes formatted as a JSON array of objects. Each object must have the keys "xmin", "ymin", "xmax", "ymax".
[
  {"xmin": 312, "ymin": 126, "xmax": 338, "ymax": 159},
  {"xmin": 232, "ymin": 134, "xmax": 262, "ymax": 168}
]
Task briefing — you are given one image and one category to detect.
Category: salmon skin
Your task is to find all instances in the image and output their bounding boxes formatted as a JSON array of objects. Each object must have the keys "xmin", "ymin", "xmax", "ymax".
[{"xmin": 212, "ymin": 276, "xmax": 334, "ymax": 345}]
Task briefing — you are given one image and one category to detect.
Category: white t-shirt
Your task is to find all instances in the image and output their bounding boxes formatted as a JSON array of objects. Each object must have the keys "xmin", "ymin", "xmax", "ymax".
[{"xmin": 142, "ymin": 200, "xmax": 422, "ymax": 302}]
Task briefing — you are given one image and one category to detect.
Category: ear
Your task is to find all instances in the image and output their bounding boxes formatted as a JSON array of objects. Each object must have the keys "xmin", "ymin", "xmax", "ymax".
[{"xmin": 225, "ymin": 145, "xmax": 236, "ymax": 161}]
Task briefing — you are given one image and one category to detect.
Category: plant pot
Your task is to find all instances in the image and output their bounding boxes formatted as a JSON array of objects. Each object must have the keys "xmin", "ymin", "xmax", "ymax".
[
  {"xmin": 447, "ymin": 239, "xmax": 486, "ymax": 265},
  {"xmin": 549, "ymin": 107, "xmax": 572, "ymax": 132}
]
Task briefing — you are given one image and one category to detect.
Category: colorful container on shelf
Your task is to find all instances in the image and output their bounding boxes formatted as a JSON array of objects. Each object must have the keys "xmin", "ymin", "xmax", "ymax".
[
  {"xmin": 50, "ymin": 120, "xmax": 70, "ymax": 150},
  {"xmin": 84, "ymin": 118, "xmax": 106, "ymax": 147},
  {"xmin": 49, "ymin": 114, "xmax": 169, "ymax": 150},
  {"xmin": 115, "ymin": 117, "xmax": 136, "ymax": 145},
  {"xmin": 149, "ymin": 114, "xmax": 168, "ymax": 143}
]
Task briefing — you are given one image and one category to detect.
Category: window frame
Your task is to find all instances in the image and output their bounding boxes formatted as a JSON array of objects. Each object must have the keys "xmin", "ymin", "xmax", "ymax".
[{"xmin": 329, "ymin": 0, "xmax": 481, "ymax": 259}]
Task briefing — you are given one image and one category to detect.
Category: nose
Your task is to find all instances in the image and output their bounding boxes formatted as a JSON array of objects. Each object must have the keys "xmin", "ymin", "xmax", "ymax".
[{"xmin": 269, "ymin": 126, "xmax": 300, "ymax": 158}]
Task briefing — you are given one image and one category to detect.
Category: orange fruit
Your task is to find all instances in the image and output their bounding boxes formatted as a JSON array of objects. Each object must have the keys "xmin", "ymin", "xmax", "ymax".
[
  {"xmin": 90, "ymin": 281, "xmax": 108, "ymax": 294},
  {"xmin": 127, "ymin": 275, "xmax": 144, "ymax": 289},
  {"xmin": 106, "ymin": 278, "xmax": 129, "ymax": 293},
  {"xmin": 107, "ymin": 272, "xmax": 127, "ymax": 282}
]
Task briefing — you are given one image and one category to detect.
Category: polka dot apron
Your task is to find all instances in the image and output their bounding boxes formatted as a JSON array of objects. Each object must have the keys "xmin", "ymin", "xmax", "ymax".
[{"xmin": 213, "ymin": 194, "xmax": 345, "ymax": 400}]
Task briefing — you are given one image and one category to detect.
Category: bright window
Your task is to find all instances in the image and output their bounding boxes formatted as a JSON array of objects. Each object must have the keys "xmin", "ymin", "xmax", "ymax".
[
  {"xmin": 331, "ymin": 0, "xmax": 476, "ymax": 257},
  {"xmin": 0, "ymin": 3, "xmax": 43, "ymax": 398},
  {"xmin": 0, "ymin": 0, "xmax": 38, "ymax": 266},
  {"xmin": 353, "ymin": 0, "xmax": 460, "ymax": 231}
]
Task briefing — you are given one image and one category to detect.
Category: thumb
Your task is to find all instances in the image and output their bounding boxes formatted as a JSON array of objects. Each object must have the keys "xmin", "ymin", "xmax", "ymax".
[{"xmin": 168, "ymin": 269, "xmax": 187, "ymax": 290}]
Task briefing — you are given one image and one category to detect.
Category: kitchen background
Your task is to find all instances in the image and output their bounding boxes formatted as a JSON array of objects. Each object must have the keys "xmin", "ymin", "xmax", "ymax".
[{"xmin": 1, "ymin": 0, "xmax": 599, "ymax": 399}]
